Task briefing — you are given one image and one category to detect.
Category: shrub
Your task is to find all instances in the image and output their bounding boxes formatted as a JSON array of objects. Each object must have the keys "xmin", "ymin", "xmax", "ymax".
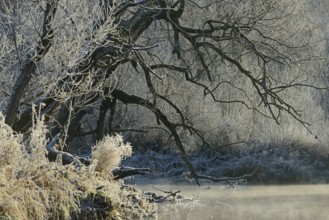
[{"xmin": 0, "ymin": 111, "xmax": 154, "ymax": 219}]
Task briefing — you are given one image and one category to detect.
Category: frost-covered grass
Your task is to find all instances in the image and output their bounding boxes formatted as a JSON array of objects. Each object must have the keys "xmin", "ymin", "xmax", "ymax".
[
  {"xmin": 123, "ymin": 140, "xmax": 329, "ymax": 184},
  {"xmin": 0, "ymin": 111, "xmax": 155, "ymax": 220}
]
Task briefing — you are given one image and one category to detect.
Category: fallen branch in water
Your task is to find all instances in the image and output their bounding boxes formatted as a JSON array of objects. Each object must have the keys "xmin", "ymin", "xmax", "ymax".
[
  {"xmin": 195, "ymin": 167, "xmax": 260, "ymax": 187},
  {"xmin": 150, "ymin": 186, "xmax": 182, "ymax": 202},
  {"xmin": 113, "ymin": 167, "xmax": 150, "ymax": 180}
]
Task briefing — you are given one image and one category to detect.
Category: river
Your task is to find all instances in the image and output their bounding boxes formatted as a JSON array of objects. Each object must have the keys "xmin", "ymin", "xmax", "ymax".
[{"xmin": 131, "ymin": 179, "xmax": 329, "ymax": 220}]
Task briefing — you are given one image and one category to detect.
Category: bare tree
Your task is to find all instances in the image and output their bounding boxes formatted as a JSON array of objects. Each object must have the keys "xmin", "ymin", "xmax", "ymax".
[{"xmin": 0, "ymin": 0, "xmax": 325, "ymax": 184}]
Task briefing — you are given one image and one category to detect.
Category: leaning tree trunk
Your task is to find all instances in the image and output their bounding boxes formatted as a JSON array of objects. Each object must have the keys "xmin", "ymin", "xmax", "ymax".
[{"xmin": 5, "ymin": 0, "xmax": 58, "ymax": 126}]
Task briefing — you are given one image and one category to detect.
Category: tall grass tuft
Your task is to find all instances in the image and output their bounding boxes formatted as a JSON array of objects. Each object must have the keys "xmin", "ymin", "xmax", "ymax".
[
  {"xmin": 0, "ymin": 111, "xmax": 153, "ymax": 219},
  {"xmin": 91, "ymin": 135, "xmax": 132, "ymax": 176}
]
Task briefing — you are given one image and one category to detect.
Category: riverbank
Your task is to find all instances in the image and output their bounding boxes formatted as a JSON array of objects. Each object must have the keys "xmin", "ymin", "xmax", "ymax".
[{"xmin": 123, "ymin": 142, "xmax": 329, "ymax": 184}]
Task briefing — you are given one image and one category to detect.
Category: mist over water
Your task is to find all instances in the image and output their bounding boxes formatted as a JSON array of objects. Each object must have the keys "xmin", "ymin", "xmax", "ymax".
[{"xmin": 134, "ymin": 181, "xmax": 329, "ymax": 220}]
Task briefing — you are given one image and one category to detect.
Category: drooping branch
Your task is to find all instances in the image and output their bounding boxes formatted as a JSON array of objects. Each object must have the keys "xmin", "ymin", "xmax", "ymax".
[
  {"xmin": 109, "ymin": 88, "xmax": 201, "ymax": 185},
  {"xmin": 164, "ymin": 16, "xmax": 311, "ymax": 124},
  {"xmin": 148, "ymin": 63, "xmax": 274, "ymax": 120},
  {"xmin": 137, "ymin": 56, "xmax": 218, "ymax": 152}
]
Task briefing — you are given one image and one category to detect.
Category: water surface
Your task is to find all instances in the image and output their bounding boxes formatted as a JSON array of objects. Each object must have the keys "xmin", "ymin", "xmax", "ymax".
[{"xmin": 134, "ymin": 180, "xmax": 329, "ymax": 220}]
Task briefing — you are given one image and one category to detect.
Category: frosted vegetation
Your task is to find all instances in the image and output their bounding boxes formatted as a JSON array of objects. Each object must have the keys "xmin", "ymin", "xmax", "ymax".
[
  {"xmin": 124, "ymin": 141, "xmax": 329, "ymax": 184},
  {"xmin": 1, "ymin": 0, "xmax": 329, "ymax": 219},
  {"xmin": 0, "ymin": 111, "xmax": 154, "ymax": 219}
]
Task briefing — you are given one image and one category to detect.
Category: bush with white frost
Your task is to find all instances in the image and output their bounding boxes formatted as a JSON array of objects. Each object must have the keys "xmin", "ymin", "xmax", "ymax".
[
  {"xmin": 0, "ymin": 111, "xmax": 153, "ymax": 220},
  {"xmin": 91, "ymin": 135, "xmax": 132, "ymax": 176}
]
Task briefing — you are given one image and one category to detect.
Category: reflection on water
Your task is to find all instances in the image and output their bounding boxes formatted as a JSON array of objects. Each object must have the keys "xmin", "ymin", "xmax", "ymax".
[{"xmin": 135, "ymin": 180, "xmax": 329, "ymax": 220}]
